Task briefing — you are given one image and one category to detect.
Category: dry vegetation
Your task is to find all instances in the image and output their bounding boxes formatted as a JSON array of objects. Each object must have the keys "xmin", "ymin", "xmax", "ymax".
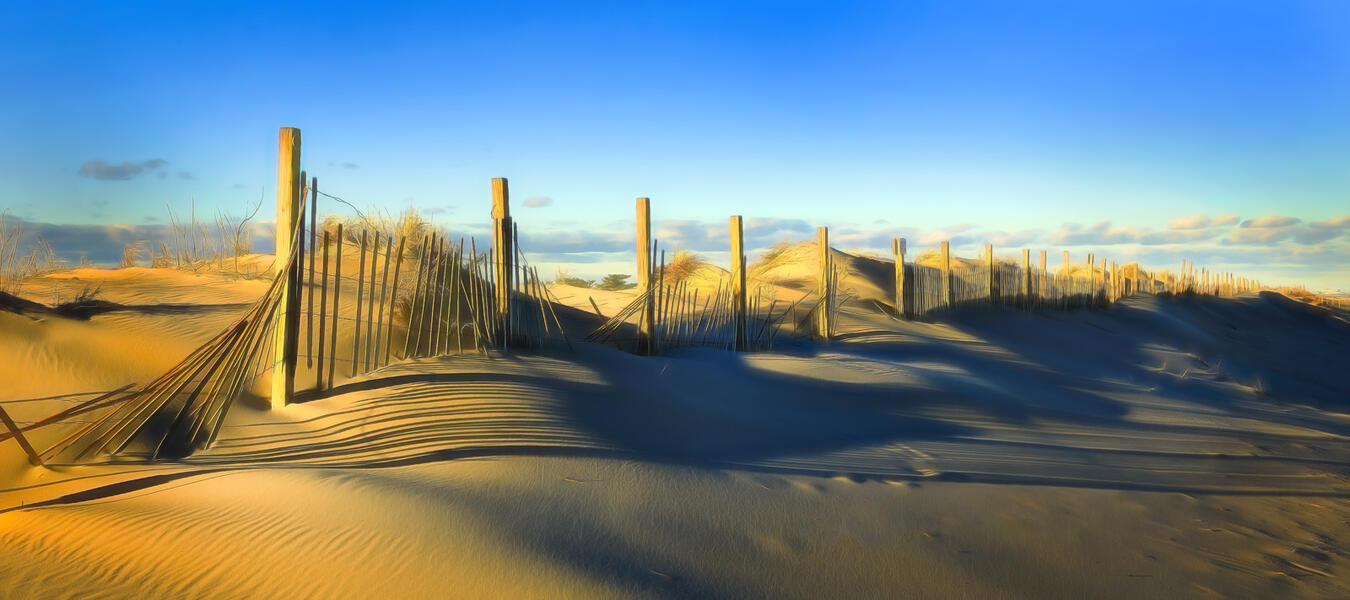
[
  {"xmin": 663, "ymin": 250, "xmax": 706, "ymax": 284},
  {"xmin": 1, "ymin": 212, "xmax": 64, "ymax": 295},
  {"xmin": 149, "ymin": 196, "xmax": 265, "ymax": 274},
  {"xmin": 320, "ymin": 206, "xmax": 434, "ymax": 250}
]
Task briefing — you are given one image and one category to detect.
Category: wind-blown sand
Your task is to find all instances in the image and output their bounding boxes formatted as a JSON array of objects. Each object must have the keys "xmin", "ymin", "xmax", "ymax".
[{"xmin": 2, "ymin": 257, "xmax": 1349, "ymax": 599}]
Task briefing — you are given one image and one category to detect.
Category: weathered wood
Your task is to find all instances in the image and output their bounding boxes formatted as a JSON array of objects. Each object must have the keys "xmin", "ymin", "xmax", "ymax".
[
  {"xmin": 372, "ymin": 235, "xmax": 394, "ymax": 368},
  {"xmin": 730, "ymin": 215, "xmax": 747, "ymax": 350},
  {"xmin": 363, "ymin": 232, "xmax": 382, "ymax": 372},
  {"xmin": 818, "ymin": 227, "xmax": 831, "ymax": 338},
  {"xmin": 1098, "ymin": 258, "xmax": 1106, "ymax": 303},
  {"xmin": 655, "ymin": 249, "xmax": 666, "ymax": 352},
  {"xmin": 316, "ymin": 231, "xmax": 330, "ymax": 389},
  {"xmin": 351, "ymin": 230, "xmax": 367, "ymax": 377},
  {"xmin": 1062, "ymin": 251, "xmax": 1071, "ymax": 305},
  {"xmin": 382, "ymin": 236, "xmax": 407, "ymax": 366},
  {"xmin": 428, "ymin": 237, "xmax": 447, "ymax": 356},
  {"xmin": 403, "ymin": 238, "xmax": 429, "ymax": 359},
  {"xmin": 1038, "ymin": 250, "xmax": 1047, "ymax": 305},
  {"xmin": 271, "ymin": 126, "xmax": 301, "ymax": 410},
  {"xmin": 305, "ymin": 177, "xmax": 318, "ymax": 368},
  {"xmin": 985, "ymin": 243, "xmax": 995, "ymax": 304},
  {"xmin": 446, "ymin": 238, "xmax": 461, "ymax": 353},
  {"xmin": 0, "ymin": 404, "xmax": 45, "ymax": 466},
  {"xmin": 413, "ymin": 236, "xmax": 433, "ymax": 357},
  {"xmin": 635, "ymin": 197, "xmax": 653, "ymax": 354},
  {"xmin": 1021, "ymin": 248, "xmax": 1031, "ymax": 306},
  {"xmin": 0, "ymin": 384, "xmax": 135, "ymax": 445},
  {"xmin": 941, "ymin": 241, "xmax": 953, "ymax": 308},
  {"xmin": 492, "ymin": 178, "xmax": 512, "ymax": 332},
  {"xmin": 453, "ymin": 240, "xmax": 465, "ymax": 354},
  {"xmin": 327, "ymin": 224, "xmax": 343, "ymax": 389},
  {"xmin": 893, "ymin": 238, "xmax": 907, "ymax": 319}
]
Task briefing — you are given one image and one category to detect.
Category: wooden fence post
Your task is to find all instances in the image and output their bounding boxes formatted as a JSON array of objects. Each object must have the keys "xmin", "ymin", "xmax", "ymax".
[
  {"xmin": 351, "ymin": 230, "xmax": 367, "ymax": 377},
  {"xmin": 492, "ymin": 178, "xmax": 512, "ymax": 339},
  {"xmin": 730, "ymin": 215, "xmax": 747, "ymax": 351},
  {"xmin": 818, "ymin": 227, "xmax": 831, "ymax": 338},
  {"xmin": 1061, "ymin": 251, "xmax": 1070, "ymax": 306},
  {"xmin": 271, "ymin": 126, "xmax": 301, "ymax": 410},
  {"xmin": 636, "ymin": 197, "xmax": 653, "ymax": 354},
  {"xmin": 985, "ymin": 243, "xmax": 995, "ymax": 304},
  {"xmin": 305, "ymin": 177, "xmax": 317, "ymax": 369},
  {"xmin": 893, "ymin": 237, "xmax": 907, "ymax": 319},
  {"xmin": 1021, "ymin": 249, "xmax": 1030, "ymax": 306},
  {"xmin": 941, "ymin": 241, "xmax": 953, "ymax": 308},
  {"xmin": 1038, "ymin": 250, "xmax": 1047, "ymax": 306},
  {"xmin": 1101, "ymin": 258, "xmax": 1109, "ymax": 303}
]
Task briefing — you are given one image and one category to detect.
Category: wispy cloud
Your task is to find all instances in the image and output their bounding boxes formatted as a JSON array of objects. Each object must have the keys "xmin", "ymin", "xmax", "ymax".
[
  {"xmin": 1240, "ymin": 215, "xmax": 1301, "ymax": 229},
  {"xmin": 1168, "ymin": 214, "xmax": 1238, "ymax": 230},
  {"xmin": 1311, "ymin": 216, "xmax": 1350, "ymax": 229},
  {"xmin": 524, "ymin": 196, "xmax": 553, "ymax": 208},
  {"xmin": 1223, "ymin": 214, "xmax": 1349, "ymax": 246},
  {"xmin": 77, "ymin": 159, "xmax": 168, "ymax": 181},
  {"xmin": 6, "ymin": 219, "xmax": 274, "ymax": 265},
  {"xmin": 1052, "ymin": 220, "xmax": 1235, "ymax": 246}
]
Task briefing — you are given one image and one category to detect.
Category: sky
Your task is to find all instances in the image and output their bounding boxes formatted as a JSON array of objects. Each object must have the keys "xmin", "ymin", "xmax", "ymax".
[{"xmin": 2, "ymin": 1, "xmax": 1348, "ymax": 290}]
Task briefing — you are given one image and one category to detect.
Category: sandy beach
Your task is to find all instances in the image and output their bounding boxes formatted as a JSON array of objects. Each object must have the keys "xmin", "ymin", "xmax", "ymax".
[{"xmin": 3, "ymin": 255, "xmax": 1348, "ymax": 599}]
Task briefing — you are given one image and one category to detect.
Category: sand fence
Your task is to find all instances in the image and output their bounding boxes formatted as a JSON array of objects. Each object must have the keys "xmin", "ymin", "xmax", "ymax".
[{"xmin": 3, "ymin": 126, "xmax": 1268, "ymax": 465}]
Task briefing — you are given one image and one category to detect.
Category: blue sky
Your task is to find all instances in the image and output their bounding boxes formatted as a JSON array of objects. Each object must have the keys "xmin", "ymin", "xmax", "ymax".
[{"xmin": 2, "ymin": 1, "xmax": 1348, "ymax": 289}]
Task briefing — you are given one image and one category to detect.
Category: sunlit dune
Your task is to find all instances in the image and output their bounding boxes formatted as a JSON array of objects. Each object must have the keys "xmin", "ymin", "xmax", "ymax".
[{"xmin": 3, "ymin": 245, "xmax": 1348, "ymax": 598}]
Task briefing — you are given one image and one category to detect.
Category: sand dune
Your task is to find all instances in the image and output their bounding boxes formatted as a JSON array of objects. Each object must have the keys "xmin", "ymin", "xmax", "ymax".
[{"xmin": 3, "ymin": 255, "xmax": 1349, "ymax": 598}]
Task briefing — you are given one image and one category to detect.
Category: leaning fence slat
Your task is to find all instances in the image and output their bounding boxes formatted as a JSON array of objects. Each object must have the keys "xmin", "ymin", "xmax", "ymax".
[
  {"xmin": 0, "ymin": 405, "xmax": 44, "ymax": 466},
  {"xmin": 382, "ymin": 236, "xmax": 407, "ymax": 366},
  {"xmin": 364, "ymin": 232, "xmax": 383, "ymax": 372},
  {"xmin": 316, "ymin": 231, "xmax": 330, "ymax": 389},
  {"xmin": 351, "ymin": 230, "xmax": 368, "ymax": 377},
  {"xmin": 306, "ymin": 177, "xmax": 318, "ymax": 368},
  {"xmin": 328, "ymin": 224, "xmax": 344, "ymax": 389}
]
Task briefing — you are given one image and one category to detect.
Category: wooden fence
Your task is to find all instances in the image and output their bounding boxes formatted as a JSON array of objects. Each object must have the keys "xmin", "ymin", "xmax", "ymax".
[{"xmin": 2, "ymin": 126, "xmax": 1271, "ymax": 464}]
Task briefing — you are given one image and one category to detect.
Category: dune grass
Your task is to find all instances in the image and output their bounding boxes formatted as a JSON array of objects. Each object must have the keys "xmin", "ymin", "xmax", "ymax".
[{"xmin": 1, "ymin": 212, "xmax": 64, "ymax": 295}]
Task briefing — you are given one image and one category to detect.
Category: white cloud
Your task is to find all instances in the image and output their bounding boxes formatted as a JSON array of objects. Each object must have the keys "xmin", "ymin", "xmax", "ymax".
[
  {"xmin": 1240, "ymin": 215, "xmax": 1300, "ymax": 228},
  {"xmin": 1168, "ymin": 214, "xmax": 1240, "ymax": 230}
]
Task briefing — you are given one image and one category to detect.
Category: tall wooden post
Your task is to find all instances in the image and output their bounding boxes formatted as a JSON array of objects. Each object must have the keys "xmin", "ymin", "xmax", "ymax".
[
  {"xmin": 1021, "ymin": 249, "xmax": 1030, "ymax": 306},
  {"xmin": 491, "ymin": 178, "xmax": 512, "ymax": 335},
  {"xmin": 941, "ymin": 241, "xmax": 953, "ymax": 308},
  {"xmin": 730, "ymin": 215, "xmax": 747, "ymax": 351},
  {"xmin": 636, "ymin": 197, "xmax": 653, "ymax": 354},
  {"xmin": 1061, "ymin": 251, "xmax": 1070, "ymax": 304},
  {"xmin": 817, "ymin": 227, "xmax": 831, "ymax": 338},
  {"xmin": 985, "ymin": 243, "xmax": 995, "ymax": 304},
  {"xmin": 1107, "ymin": 260, "xmax": 1115, "ymax": 303},
  {"xmin": 1038, "ymin": 250, "xmax": 1047, "ymax": 305},
  {"xmin": 271, "ymin": 127, "xmax": 301, "ymax": 410},
  {"xmin": 893, "ymin": 237, "xmax": 907, "ymax": 319}
]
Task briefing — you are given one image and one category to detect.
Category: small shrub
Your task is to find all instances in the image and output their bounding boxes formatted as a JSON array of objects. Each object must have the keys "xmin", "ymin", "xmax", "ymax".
[
  {"xmin": 553, "ymin": 269, "xmax": 593, "ymax": 288},
  {"xmin": 597, "ymin": 274, "xmax": 636, "ymax": 291}
]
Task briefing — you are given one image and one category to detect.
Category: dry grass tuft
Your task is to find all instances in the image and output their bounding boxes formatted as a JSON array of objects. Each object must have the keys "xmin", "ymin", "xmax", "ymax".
[
  {"xmin": 121, "ymin": 242, "xmax": 143, "ymax": 268},
  {"xmin": 749, "ymin": 239, "xmax": 800, "ymax": 280},
  {"xmin": 1, "ymin": 212, "xmax": 64, "ymax": 295},
  {"xmin": 663, "ymin": 250, "xmax": 706, "ymax": 284},
  {"xmin": 321, "ymin": 206, "xmax": 435, "ymax": 249}
]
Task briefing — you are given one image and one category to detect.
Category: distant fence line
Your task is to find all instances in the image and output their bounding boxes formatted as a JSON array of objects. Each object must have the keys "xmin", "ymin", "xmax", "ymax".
[{"xmin": 1, "ymin": 126, "xmax": 1268, "ymax": 465}]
